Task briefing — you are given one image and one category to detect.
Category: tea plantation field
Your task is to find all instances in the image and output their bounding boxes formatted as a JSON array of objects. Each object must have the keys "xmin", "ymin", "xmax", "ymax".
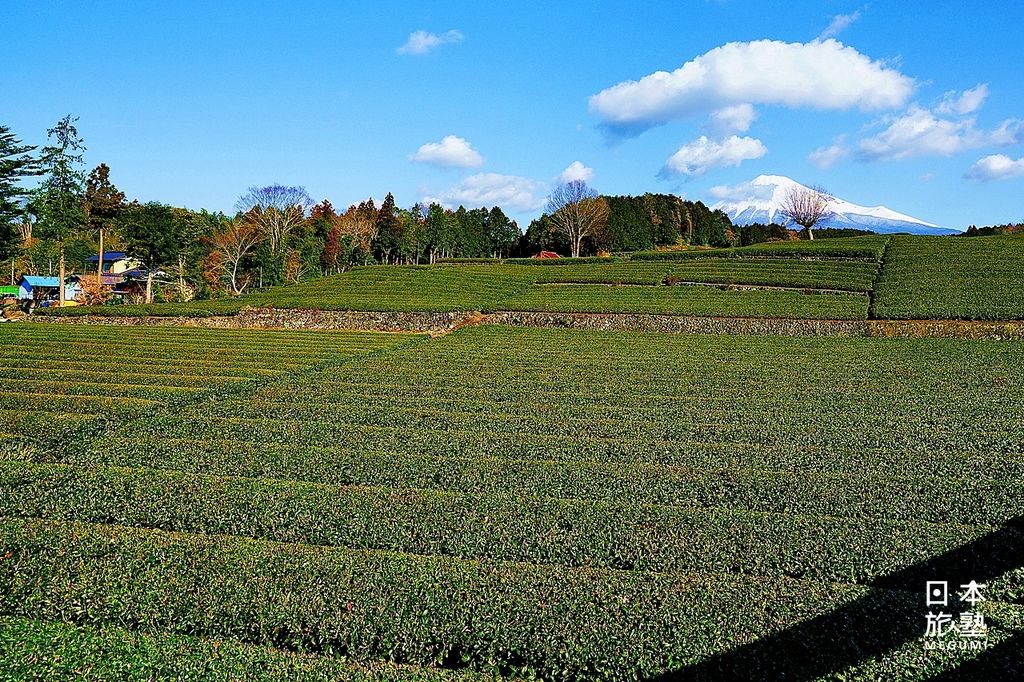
[
  {"xmin": 1, "ymin": 323, "xmax": 1022, "ymax": 679},
  {"xmin": 39, "ymin": 233, "xmax": 1024, "ymax": 322},
  {"xmin": 873, "ymin": 234, "xmax": 1024, "ymax": 320}
]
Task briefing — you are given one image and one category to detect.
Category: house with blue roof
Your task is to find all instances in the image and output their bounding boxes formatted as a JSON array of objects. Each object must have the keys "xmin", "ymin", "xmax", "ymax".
[
  {"xmin": 87, "ymin": 251, "xmax": 142, "ymax": 275},
  {"xmin": 17, "ymin": 275, "xmax": 81, "ymax": 303}
]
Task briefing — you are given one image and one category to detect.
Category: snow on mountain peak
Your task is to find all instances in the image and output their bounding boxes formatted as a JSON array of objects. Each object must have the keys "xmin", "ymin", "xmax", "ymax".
[{"xmin": 709, "ymin": 175, "xmax": 953, "ymax": 234}]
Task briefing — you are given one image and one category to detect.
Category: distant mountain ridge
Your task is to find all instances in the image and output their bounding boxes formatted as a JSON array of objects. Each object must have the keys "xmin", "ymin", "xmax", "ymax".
[{"xmin": 711, "ymin": 175, "xmax": 960, "ymax": 235}]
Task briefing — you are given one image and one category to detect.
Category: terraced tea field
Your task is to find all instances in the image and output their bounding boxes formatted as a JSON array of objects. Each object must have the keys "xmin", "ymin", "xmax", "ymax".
[
  {"xmin": 873, "ymin": 234, "xmax": 1024, "ymax": 320},
  {"xmin": 2, "ymin": 323, "xmax": 1021, "ymax": 679},
  {"xmin": 0, "ymin": 324, "xmax": 417, "ymax": 450}
]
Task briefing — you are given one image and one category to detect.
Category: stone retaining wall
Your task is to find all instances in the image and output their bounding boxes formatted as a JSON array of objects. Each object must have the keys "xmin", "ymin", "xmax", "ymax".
[
  {"xmin": 485, "ymin": 311, "xmax": 868, "ymax": 337},
  {"xmin": 32, "ymin": 307, "xmax": 1024, "ymax": 340},
  {"xmin": 35, "ymin": 307, "xmax": 467, "ymax": 333}
]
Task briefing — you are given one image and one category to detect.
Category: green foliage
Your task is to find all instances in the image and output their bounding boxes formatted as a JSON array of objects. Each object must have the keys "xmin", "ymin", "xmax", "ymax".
[
  {"xmin": 665, "ymin": 258, "xmax": 880, "ymax": 291},
  {"xmin": 32, "ymin": 115, "xmax": 87, "ymax": 245},
  {"xmin": 0, "ymin": 124, "xmax": 38, "ymax": 256},
  {"xmin": 0, "ymin": 617, "xmax": 498, "ymax": 681},
  {"xmin": 632, "ymin": 236, "xmax": 889, "ymax": 261},
  {"xmin": 120, "ymin": 202, "xmax": 183, "ymax": 268},
  {"xmin": 2, "ymin": 325, "xmax": 1023, "ymax": 678},
  {"xmin": 872, "ymin": 234, "xmax": 1024, "ymax": 319},
  {"xmin": 3, "ymin": 461, "xmax": 1019, "ymax": 598},
  {"xmin": 0, "ymin": 324, "xmax": 412, "ymax": 445},
  {"xmin": 504, "ymin": 283, "xmax": 869, "ymax": 318}
]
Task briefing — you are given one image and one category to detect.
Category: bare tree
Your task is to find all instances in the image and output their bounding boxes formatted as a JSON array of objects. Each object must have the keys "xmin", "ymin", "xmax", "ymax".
[
  {"xmin": 235, "ymin": 184, "xmax": 312, "ymax": 255},
  {"xmin": 779, "ymin": 185, "xmax": 832, "ymax": 241},
  {"xmin": 206, "ymin": 216, "xmax": 263, "ymax": 294},
  {"xmin": 546, "ymin": 181, "xmax": 610, "ymax": 257}
]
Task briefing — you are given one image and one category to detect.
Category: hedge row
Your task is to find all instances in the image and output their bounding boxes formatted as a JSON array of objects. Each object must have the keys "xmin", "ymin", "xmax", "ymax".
[
  {"xmin": 40, "ymin": 437, "xmax": 1024, "ymax": 527},
  {"xmin": 2, "ymin": 462, "xmax": 1019, "ymax": 597},
  {"xmin": 0, "ymin": 617, "xmax": 494, "ymax": 681},
  {"xmin": 502, "ymin": 256, "xmax": 620, "ymax": 266},
  {"xmin": 872, "ymin": 234, "xmax": 1024, "ymax": 320},
  {"xmin": 0, "ymin": 516, "xmax": 907, "ymax": 681},
  {"xmin": 632, "ymin": 236, "xmax": 889, "ymax": 261},
  {"xmin": 500, "ymin": 284, "xmax": 870, "ymax": 319},
  {"xmin": 664, "ymin": 258, "xmax": 879, "ymax": 292}
]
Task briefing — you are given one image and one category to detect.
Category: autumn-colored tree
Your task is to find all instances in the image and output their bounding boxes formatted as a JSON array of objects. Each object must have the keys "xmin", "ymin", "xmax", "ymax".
[
  {"xmin": 75, "ymin": 275, "xmax": 113, "ymax": 306},
  {"xmin": 82, "ymin": 163, "xmax": 126, "ymax": 282},
  {"xmin": 337, "ymin": 200, "xmax": 379, "ymax": 264},
  {"xmin": 204, "ymin": 216, "xmax": 263, "ymax": 294},
  {"xmin": 234, "ymin": 184, "xmax": 312, "ymax": 255},
  {"xmin": 320, "ymin": 225, "xmax": 342, "ymax": 274}
]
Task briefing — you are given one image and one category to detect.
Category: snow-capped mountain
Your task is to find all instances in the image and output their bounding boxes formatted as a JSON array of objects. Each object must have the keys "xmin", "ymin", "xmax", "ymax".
[{"xmin": 710, "ymin": 175, "xmax": 959, "ymax": 235}]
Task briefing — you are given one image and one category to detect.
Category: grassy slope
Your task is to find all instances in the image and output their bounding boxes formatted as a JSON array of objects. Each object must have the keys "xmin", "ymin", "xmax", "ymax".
[{"xmin": 3, "ymin": 325, "xmax": 1021, "ymax": 679}]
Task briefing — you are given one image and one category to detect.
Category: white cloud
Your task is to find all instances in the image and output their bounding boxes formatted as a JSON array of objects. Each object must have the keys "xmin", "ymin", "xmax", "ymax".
[
  {"xmin": 557, "ymin": 161, "xmax": 595, "ymax": 184},
  {"xmin": 990, "ymin": 118, "xmax": 1024, "ymax": 146},
  {"xmin": 661, "ymin": 135, "xmax": 767, "ymax": 177},
  {"xmin": 424, "ymin": 173, "xmax": 547, "ymax": 212},
  {"xmin": 709, "ymin": 103, "xmax": 757, "ymax": 134},
  {"xmin": 708, "ymin": 180, "xmax": 775, "ymax": 202},
  {"xmin": 808, "ymin": 135, "xmax": 850, "ymax": 169},
  {"xmin": 858, "ymin": 105, "xmax": 1024, "ymax": 161},
  {"xmin": 964, "ymin": 154, "xmax": 1024, "ymax": 182},
  {"xmin": 409, "ymin": 135, "xmax": 484, "ymax": 168},
  {"xmin": 817, "ymin": 10, "xmax": 862, "ymax": 40},
  {"xmin": 397, "ymin": 29, "xmax": 464, "ymax": 56},
  {"xmin": 936, "ymin": 83, "xmax": 989, "ymax": 116},
  {"xmin": 588, "ymin": 39, "xmax": 914, "ymax": 133}
]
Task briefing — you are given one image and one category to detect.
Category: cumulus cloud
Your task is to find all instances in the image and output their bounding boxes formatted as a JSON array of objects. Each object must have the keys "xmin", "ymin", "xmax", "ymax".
[
  {"xmin": 588, "ymin": 39, "xmax": 913, "ymax": 134},
  {"xmin": 817, "ymin": 10, "xmax": 862, "ymax": 40},
  {"xmin": 858, "ymin": 105, "xmax": 1024, "ymax": 161},
  {"xmin": 424, "ymin": 173, "xmax": 547, "ymax": 212},
  {"xmin": 557, "ymin": 161, "xmax": 595, "ymax": 184},
  {"xmin": 409, "ymin": 135, "xmax": 484, "ymax": 168},
  {"xmin": 709, "ymin": 103, "xmax": 757, "ymax": 134},
  {"xmin": 964, "ymin": 154, "xmax": 1024, "ymax": 182},
  {"xmin": 661, "ymin": 135, "xmax": 767, "ymax": 177},
  {"xmin": 397, "ymin": 29, "xmax": 464, "ymax": 55},
  {"xmin": 808, "ymin": 135, "xmax": 850, "ymax": 169},
  {"xmin": 936, "ymin": 83, "xmax": 989, "ymax": 116}
]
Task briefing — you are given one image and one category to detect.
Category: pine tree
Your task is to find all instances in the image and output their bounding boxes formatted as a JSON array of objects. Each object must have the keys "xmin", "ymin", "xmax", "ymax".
[
  {"xmin": 0, "ymin": 124, "xmax": 39, "ymax": 265},
  {"xmin": 34, "ymin": 115, "xmax": 87, "ymax": 306}
]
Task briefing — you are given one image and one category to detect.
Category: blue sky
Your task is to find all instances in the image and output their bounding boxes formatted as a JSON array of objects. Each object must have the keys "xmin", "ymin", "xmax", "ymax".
[{"xmin": 5, "ymin": 0, "xmax": 1024, "ymax": 229}]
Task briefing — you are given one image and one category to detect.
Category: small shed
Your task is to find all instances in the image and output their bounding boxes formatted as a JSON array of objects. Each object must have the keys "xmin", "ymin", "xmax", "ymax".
[
  {"xmin": 17, "ymin": 275, "xmax": 81, "ymax": 302},
  {"xmin": 533, "ymin": 250, "xmax": 560, "ymax": 259}
]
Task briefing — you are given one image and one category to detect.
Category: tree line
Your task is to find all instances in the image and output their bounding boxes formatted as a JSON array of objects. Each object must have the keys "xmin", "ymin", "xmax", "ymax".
[
  {"xmin": 0, "ymin": 118, "xmax": 521, "ymax": 302},
  {"xmin": 2, "ymin": 117, "xmax": 855, "ymax": 305}
]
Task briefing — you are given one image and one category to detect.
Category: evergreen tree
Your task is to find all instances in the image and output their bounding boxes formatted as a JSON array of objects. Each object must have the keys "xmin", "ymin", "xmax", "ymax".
[
  {"xmin": 374, "ymin": 193, "xmax": 402, "ymax": 263},
  {"xmin": 485, "ymin": 206, "xmax": 519, "ymax": 258},
  {"xmin": 33, "ymin": 115, "xmax": 87, "ymax": 306},
  {"xmin": 0, "ymin": 124, "xmax": 38, "ymax": 265},
  {"xmin": 120, "ymin": 202, "xmax": 183, "ymax": 303},
  {"xmin": 83, "ymin": 163, "xmax": 126, "ymax": 282}
]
